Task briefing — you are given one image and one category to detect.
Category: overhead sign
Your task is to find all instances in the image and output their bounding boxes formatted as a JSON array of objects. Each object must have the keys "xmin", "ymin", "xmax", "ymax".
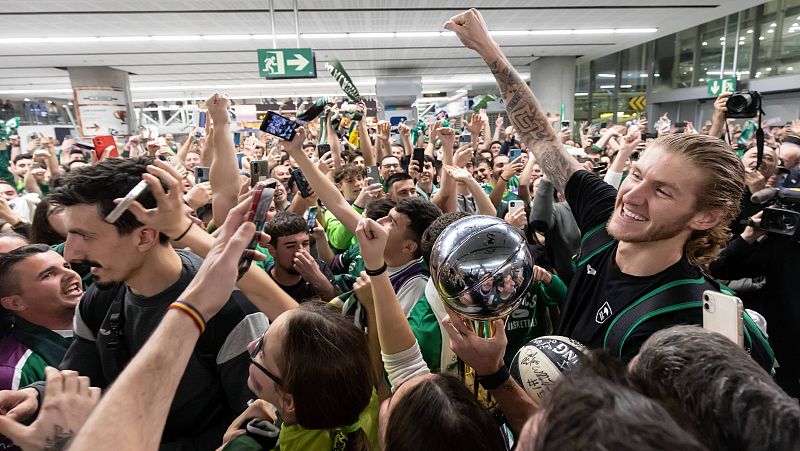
[
  {"xmin": 707, "ymin": 77, "xmax": 737, "ymax": 97},
  {"xmin": 258, "ymin": 48, "xmax": 316, "ymax": 79},
  {"xmin": 628, "ymin": 96, "xmax": 646, "ymax": 111},
  {"xmin": 72, "ymin": 87, "xmax": 129, "ymax": 138}
]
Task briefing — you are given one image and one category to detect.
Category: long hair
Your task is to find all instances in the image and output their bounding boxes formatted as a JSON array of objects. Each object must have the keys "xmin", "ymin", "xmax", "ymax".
[
  {"xmin": 653, "ymin": 134, "xmax": 745, "ymax": 266},
  {"xmin": 277, "ymin": 302, "xmax": 375, "ymax": 451},
  {"xmin": 29, "ymin": 198, "xmax": 65, "ymax": 245}
]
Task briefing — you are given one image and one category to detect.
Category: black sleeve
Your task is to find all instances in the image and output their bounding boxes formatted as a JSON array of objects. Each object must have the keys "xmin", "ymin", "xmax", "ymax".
[
  {"xmin": 707, "ymin": 236, "xmax": 767, "ymax": 280},
  {"xmin": 564, "ymin": 170, "xmax": 617, "ymax": 233},
  {"xmin": 531, "ymin": 178, "xmax": 555, "ymax": 233},
  {"xmin": 59, "ymin": 336, "xmax": 107, "ymax": 387}
]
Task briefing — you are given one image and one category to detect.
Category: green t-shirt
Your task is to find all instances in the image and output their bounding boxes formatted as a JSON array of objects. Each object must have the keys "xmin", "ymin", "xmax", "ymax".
[
  {"xmin": 410, "ymin": 275, "xmax": 568, "ymax": 372},
  {"xmin": 254, "ymin": 244, "xmax": 275, "ymax": 271},
  {"xmin": 332, "ymin": 242, "xmax": 365, "ymax": 293},
  {"xmin": 278, "ymin": 392, "xmax": 379, "ymax": 451}
]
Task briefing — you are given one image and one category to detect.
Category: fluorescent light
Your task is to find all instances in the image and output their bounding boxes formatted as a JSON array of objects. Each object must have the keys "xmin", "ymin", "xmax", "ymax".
[
  {"xmin": 770, "ymin": 23, "xmax": 777, "ymax": 27},
  {"xmin": 597, "ymin": 73, "xmax": 616, "ymax": 78},
  {"xmin": 788, "ymin": 67, "xmax": 794, "ymax": 71},
  {"xmin": 747, "ymin": 29, "xmax": 754, "ymax": 33},
  {"xmin": 0, "ymin": 88, "xmax": 72, "ymax": 94},
  {"xmin": 23, "ymin": 98, "xmax": 31, "ymax": 101},
  {"xmin": 98, "ymin": 36, "xmax": 151, "ymax": 42},
  {"xmin": 350, "ymin": 32, "xmax": 396, "ymax": 38},
  {"xmin": 396, "ymin": 31, "xmax": 442, "ymax": 38},
  {"xmin": 702, "ymin": 41, "xmax": 708, "ymax": 45},
  {"xmin": 151, "ymin": 35, "xmax": 203, "ymax": 41},
  {"xmin": 640, "ymin": 74, "xmax": 648, "ymax": 78},
  {"xmin": 490, "ymin": 30, "xmax": 531, "ymax": 36},
  {"xmin": 613, "ymin": 28, "xmax": 658, "ymax": 33},
  {"xmin": 202, "ymin": 34, "xmax": 252, "ymax": 41},
  {"xmin": 768, "ymin": 29, "xmax": 775, "ymax": 33},
  {"xmin": 574, "ymin": 92, "xmax": 588, "ymax": 96},
  {"xmin": 620, "ymin": 84, "xmax": 632, "ymax": 88},
  {"xmin": 573, "ymin": 29, "xmax": 614, "ymax": 34},
  {"xmin": 529, "ymin": 30, "xmax": 572, "ymax": 35},
  {"xmin": 599, "ymin": 85, "xmax": 615, "ymax": 89},
  {"xmin": 301, "ymin": 33, "xmax": 348, "ymax": 39}
]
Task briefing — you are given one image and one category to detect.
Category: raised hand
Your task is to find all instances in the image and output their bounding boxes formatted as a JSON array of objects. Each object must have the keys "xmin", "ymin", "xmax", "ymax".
[
  {"xmin": 437, "ymin": 127, "xmax": 456, "ymax": 152},
  {"xmin": 496, "ymin": 115, "xmax": 505, "ymax": 129},
  {"xmin": 354, "ymin": 218, "xmax": 388, "ymax": 269},
  {"xmin": 376, "ymin": 121, "xmax": 391, "ymax": 141},
  {"xmin": 467, "ymin": 113, "xmax": 484, "ymax": 136},
  {"xmin": 0, "ymin": 368, "xmax": 101, "ymax": 451},
  {"xmin": 504, "ymin": 206, "xmax": 527, "ymax": 232},
  {"xmin": 443, "ymin": 8, "xmax": 495, "ymax": 54},
  {"xmin": 205, "ymin": 93, "xmax": 231, "ymax": 125},
  {"xmin": 502, "ymin": 156, "xmax": 524, "ymax": 180},
  {"xmin": 123, "ymin": 159, "xmax": 194, "ymax": 239}
]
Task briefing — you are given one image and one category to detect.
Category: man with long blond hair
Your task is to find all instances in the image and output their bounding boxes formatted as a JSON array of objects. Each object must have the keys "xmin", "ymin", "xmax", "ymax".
[{"xmin": 445, "ymin": 8, "xmax": 773, "ymax": 369}]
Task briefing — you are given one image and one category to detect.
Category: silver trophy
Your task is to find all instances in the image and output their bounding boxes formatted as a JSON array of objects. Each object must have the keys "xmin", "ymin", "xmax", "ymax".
[{"xmin": 430, "ymin": 215, "xmax": 534, "ymax": 337}]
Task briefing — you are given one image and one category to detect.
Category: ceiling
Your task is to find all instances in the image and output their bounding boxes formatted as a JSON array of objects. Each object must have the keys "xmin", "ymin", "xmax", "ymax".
[{"xmin": 0, "ymin": 0, "xmax": 768, "ymax": 102}]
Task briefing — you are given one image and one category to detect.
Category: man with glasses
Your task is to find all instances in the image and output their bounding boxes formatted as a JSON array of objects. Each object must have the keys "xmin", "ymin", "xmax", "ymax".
[{"xmin": 379, "ymin": 155, "xmax": 403, "ymax": 185}]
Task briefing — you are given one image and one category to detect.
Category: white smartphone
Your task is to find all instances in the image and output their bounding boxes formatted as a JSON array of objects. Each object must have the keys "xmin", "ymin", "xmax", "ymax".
[
  {"xmin": 105, "ymin": 180, "xmax": 148, "ymax": 223},
  {"xmin": 508, "ymin": 200, "xmax": 525, "ymax": 215},
  {"xmin": 702, "ymin": 290, "xmax": 744, "ymax": 346}
]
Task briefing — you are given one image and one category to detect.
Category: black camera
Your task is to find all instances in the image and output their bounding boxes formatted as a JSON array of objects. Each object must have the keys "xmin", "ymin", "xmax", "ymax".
[
  {"xmin": 726, "ymin": 90, "xmax": 762, "ymax": 118},
  {"xmin": 750, "ymin": 187, "xmax": 800, "ymax": 240}
]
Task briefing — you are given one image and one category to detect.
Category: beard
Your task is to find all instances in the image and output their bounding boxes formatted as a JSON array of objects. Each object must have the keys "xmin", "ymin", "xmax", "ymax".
[{"xmin": 91, "ymin": 276, "xmax": 116, "ymax": 290}]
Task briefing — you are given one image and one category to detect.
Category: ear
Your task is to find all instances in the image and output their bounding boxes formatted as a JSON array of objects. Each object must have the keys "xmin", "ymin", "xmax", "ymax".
[
  {"xmin": 281, "ymin": 391, "xmax": 295, "ymax": 420},
  {"xmin": 402, "ymin": 239, "xmax": 418, "ymax": 256},
  {"xmin": 1, "ymin": 295, "xmax": 25, "ymax": 312},
  {"xmin": 688, "ymin": 208, "xmax": 724, "ymax": 231},
  {"xmin": 135, "ymin": 227, "xmax": 162, "ymax": 252}
]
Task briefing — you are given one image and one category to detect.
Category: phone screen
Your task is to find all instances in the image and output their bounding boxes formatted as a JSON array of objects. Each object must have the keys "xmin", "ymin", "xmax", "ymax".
[
  {"xmin": 307, "ymin": 207, "xmax": 318, "ymax": 234},
  {"xmin": 413, "ymin": 148, "xmax": 425, "ymax": 166},
  {"xmin": 291, "ymin": 168, "xmax": 313, "ymax": 198},
  {"xmin": 237, "ymin": 186, "xmax": 275, "ymax": 278},
  {"xmin": 198, "ymin": 111, "xmax": 207, "ymax": 128},
  {"xmin": 250, "ymin": 160, "xmax": 269, "ymax": 187},
  {"xmin": 194, "ymin": 166, "xmax": 210, "ymax": 183},
  {"xmin": 365, "ymin": 165, "xmax": 380, "ymax": 183},
  {"xmin": 317, "ymin": 143, "xmax": 331, "ymax": 159},
  {"xmin": 260, "ymin": 111, "xmax": 298, "ymax": 141}
]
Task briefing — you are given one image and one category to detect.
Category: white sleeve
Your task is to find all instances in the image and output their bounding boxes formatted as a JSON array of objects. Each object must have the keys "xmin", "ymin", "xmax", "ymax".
[
  {"xmin": 382, "ymin": 341, "xmax": 430, "ymax": 392},
  {"xmin": 603, "ymin": 170, "xmax": 623, "ymax": 189}
]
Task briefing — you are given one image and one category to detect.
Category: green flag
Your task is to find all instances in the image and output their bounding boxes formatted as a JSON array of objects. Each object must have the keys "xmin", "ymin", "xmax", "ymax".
[{"xmin": 325, "ymin": 59, "xmax": 361, "ymax": 101}]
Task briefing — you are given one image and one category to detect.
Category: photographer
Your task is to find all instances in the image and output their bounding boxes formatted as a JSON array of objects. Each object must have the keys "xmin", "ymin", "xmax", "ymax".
[{"xmin": 708, "ymin": 210, "xmax": 800, "ymax": 398}]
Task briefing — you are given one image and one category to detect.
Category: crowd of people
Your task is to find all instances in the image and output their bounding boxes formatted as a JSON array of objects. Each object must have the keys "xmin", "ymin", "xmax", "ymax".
[{"xmin": 0, "ymin": 7, "xmax": 799, "ymax": 451}]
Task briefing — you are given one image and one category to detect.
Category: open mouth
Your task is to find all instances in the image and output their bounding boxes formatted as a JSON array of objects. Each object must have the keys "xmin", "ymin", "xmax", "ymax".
[
  {"xmin": 620, "ymin": 205, "xmax": 648, "ymax": 222},
  {"xmin": 63, "ymin": 281, "xmax": 83, "ymax": 296}
]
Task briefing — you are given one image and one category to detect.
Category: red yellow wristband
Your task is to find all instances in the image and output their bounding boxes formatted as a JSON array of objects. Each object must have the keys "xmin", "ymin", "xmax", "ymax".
[{"xmin": 168, "ymin": 301, "xmax": 206, "ymax": 334}]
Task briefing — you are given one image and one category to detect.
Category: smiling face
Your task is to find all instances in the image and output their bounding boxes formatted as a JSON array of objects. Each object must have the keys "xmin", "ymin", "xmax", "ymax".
[
  {"xmin": 607, "ymin": 148, "xmax": 709, "ymax": 244},
  {"xmin": 1, "ymin": 250, "xmax": 83, "ymax": 327}
]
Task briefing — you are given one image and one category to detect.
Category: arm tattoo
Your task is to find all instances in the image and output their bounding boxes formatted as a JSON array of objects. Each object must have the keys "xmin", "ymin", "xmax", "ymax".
[
  {"xmin": 43, "ymin": 425, "xmax": 74, "ymax": 451},
  {"xmin": 487, "ymin": 56, "xmax": 577, "ymax": 192}
]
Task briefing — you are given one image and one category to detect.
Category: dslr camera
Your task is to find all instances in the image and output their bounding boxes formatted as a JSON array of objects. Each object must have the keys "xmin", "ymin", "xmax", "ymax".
[
  {"xmin": 726, "ymin": 90, "xmax": 762, "ymax": 118},
  {"xmin": 750, "ymin": 187, "xmax": 800, "ymax": 241}
]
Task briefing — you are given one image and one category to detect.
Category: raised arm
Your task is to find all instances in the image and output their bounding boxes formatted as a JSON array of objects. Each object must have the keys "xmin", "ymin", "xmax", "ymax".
[
  {"xmin": 708, "ymin": 92, "xmax": 731, "ymax": 139},
  {"xmin": 284, "ymin": 128, "xmax": 361, "ymax": 233},
  {"xmin": 207, "ymin": 94, "xmax": 241, "ymax": 226},
  {"xmin": 177, "ymin": 129, "xmax": 196, "ymax": 169},
  {"xmin": 445, "ymin": 9, "xmax": 582, "ymax": 193},
  {"xmin": 355, "ymin": 109, "xmax": 375, "ymax": 166}
]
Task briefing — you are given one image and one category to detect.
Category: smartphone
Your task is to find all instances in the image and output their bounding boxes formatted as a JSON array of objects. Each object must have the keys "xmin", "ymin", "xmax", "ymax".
[
  {"xmin": 702, "ymin": 290, "xmax": 744, "ymax": 346},
  {"xmin": 412, "ymin": 147, "xmax": 426, "ymax": 166},
  {"xmin": 194, "ymin": 166, "xmax": 210, "ymax": 183},
  {"xmin": 104, "ymin": 180, "xmax": 148, "ymax": 223},
  {"xmin": 156, "ymin": 137, "xmax": 167, "ymax": 146},
  {"xmin": 237, "ymin": 185, "xmax": 275, "ymax": 278},
  {"xmin": 260, "ymin": 111, "xmax": 298, "ymax": 141},
  {"xmin": 250, "ymin": 160, "xmax": 270, "ymax": 187},
  {"xmin": 317, "ymin": 143, "xmax": 331, "ymax": 159},
  {"xmin": 629, "ymin": 124, "xmax": 639, "ymax": 133},
  {"xmin": 509, "ymin": 148, "xmax": 522, "ymax": 160},
  {"xmin": 459, "ymin": 134, "xmax": 472, "ymax": 143},
  {"xmin": 508, "ymin": 199, "xmax": 525, "ymax": 215},
  {"xmin": 291, "ymin": 168, "xmax": 313, "ymax": 198},
  {"xmin": 561, "ymin": 121, "xmax": 570, "ymax": 128},
  {"xmin": 365, "ymin": 165, "xmax": 380, "ymax": 182},
  {"xmin": 592, "ymin": 162, "xmax": 608, "ymax": 173},
  {"xmin": 92, "ymin": 135, "xmax": 119, "ymax": 160},
  {"xmin": 198, "ymin": 111, "xmax": 207, "ymax": 128},
  {"xmin": 307, "ymin": 206, "xmax": 318, "ymax": 234}
]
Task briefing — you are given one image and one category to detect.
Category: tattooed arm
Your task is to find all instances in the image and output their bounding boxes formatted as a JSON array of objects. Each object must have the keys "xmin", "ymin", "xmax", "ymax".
[{"xmin": 444, "ymin": 9, "xmax": 582, "ymax": 193}]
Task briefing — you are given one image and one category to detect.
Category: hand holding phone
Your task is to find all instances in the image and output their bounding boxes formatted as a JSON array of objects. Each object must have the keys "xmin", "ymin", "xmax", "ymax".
[
  {"xmin": 260, "ymin": 111, "xmax": 299, "ymax": 141},
  {"xmin": 237, "ymin": 185, "xmax": 275, "ymax": 278},
  {"xmin": 105, "ymin": 180, "xmax": 148, "ymax": 223}
]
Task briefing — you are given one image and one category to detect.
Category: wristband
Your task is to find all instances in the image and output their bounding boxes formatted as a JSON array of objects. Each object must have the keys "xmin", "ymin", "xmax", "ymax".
[
  {"xmin": 499, "ymin": 175, "xmax": 508, "ymax": 182},
  {"xmin": 365, "ymin": 262, "xmax": 388, "ymax": 277},
  {"xmin": 476, "ymin": 365, "xmax": 510, "ymax": 391},
  {"xmin": 168, "ymin": 301, "xmax": 206, "ymax": 334},
  {"xmin": 171, "ymin": 221, "xmax": 193, "ymax": 242}
]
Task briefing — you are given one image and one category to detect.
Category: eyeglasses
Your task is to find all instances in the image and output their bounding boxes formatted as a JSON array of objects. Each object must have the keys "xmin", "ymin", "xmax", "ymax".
[{"xmin": 250, "ymin": 336, "xmax": 283, "ymax": 386}]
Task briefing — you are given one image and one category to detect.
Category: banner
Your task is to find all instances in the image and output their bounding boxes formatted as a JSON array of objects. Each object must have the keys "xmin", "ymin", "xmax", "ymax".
[{"xmin": 325, "ymin": 60, "xmax": 361, "ymax": 101}]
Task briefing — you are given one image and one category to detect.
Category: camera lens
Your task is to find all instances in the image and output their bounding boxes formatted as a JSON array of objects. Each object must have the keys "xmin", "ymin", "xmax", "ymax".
[
  {"xmin": 704, "ymin": 302, "xmax": 710, "ymax": 310},
  {"xmin": 728, "ymin": 93, "xmax": 751, "ymax": 113}
]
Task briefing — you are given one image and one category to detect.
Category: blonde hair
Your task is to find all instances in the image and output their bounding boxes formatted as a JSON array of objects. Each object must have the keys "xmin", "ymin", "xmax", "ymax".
[{"xmin": 652, "ymin": 134, "xmax": 745, "ymax": 267}]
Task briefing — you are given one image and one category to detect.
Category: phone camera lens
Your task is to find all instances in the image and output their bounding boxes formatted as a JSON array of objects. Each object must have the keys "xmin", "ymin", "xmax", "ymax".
[{"xmin": 704, "ymin": 302, "xmax": 710, "ymax": 310}]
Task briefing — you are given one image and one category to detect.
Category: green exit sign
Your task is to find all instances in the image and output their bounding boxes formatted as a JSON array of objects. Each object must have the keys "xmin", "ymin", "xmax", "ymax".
[
  {"xmin": 257, "ymin": 48, "xmax": 317, "ymax": 79},
  {"xmin": 707, "ymin": 77, "xmax": 737, "ymax": 97}
]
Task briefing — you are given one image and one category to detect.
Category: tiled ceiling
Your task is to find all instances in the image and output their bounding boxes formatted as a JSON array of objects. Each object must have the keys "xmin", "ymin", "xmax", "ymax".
[{"xmin": 0, "ymin": 0, "xmax": 768, "ymax": 101}]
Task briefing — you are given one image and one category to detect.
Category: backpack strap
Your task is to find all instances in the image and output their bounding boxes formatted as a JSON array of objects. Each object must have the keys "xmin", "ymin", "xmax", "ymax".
[
  {"xmin": 574, "ymin": 222, "xmax": 616, "ymax": 268},
  {"xmin": 603, "ymin": 277, "xmax": 708, "ymax": 357}
]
